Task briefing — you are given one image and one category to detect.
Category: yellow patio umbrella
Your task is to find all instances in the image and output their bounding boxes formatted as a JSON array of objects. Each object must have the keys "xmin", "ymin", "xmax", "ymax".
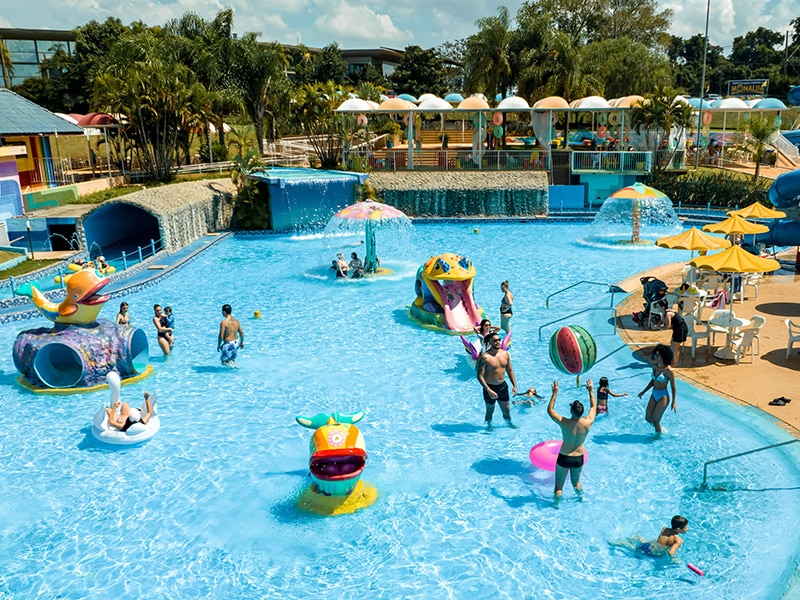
[
  {"xmin": 689, "ymin": 244, "xmax": 780, "ymax": 274},
  {"xmin": 728, "ymin": 202, "xmax": 786, "ymax": 220},
  {"xmin": 656, "ymin": 227, "xmax": 731, "ymax": 252},
  {"xmin": 702, "ymin": 214, "xmax": 769, "ymax": 236}
]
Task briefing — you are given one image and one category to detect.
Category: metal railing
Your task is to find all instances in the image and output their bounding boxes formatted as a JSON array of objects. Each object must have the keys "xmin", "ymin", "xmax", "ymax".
[
  {"xmin": 545, "ymin": 281, "xmax": 627, "ymax": 309},
  {"xmin": 702, "ymin": 439, "xmax": 800, "ymax": 487},
  {"xmin": 571, "ymin": 151, "xmax": 653, "ymax": 174},
  {"xmin": 538, "ymin": 307, "xmax": 618, "ymax": 341}
]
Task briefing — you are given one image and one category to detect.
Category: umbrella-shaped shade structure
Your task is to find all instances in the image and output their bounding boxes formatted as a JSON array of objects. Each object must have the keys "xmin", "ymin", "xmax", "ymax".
[
  {"xmin": 690, "ymin": 244, "xmax": 780, "ymax": 274},
  {"xmin": 325, "ymin": 201, "xmax": 412, "ymax": 274},
  {"xmin": 609, "ymin": 183, "xmax": 666, "ymax": 199},
  {"xmin": 592, "ymin": 182, "xmax": 680, "ymax": 244},
  {"xmin": 727, "ymin": 202, "xmax": 786, "ymax": 220},
  {"xmin": 702, "ymin": 214, "xmax": 769, "ymax": 236},
  {"xmin": 656, "ymin": 227, "xmax": 731, "ymax": 257}
]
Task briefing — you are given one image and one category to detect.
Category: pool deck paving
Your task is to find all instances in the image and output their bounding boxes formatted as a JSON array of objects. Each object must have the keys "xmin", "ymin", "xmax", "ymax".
[{"xmin": 614, "ymin": 251, "xmax": 800, "ymax": 436}]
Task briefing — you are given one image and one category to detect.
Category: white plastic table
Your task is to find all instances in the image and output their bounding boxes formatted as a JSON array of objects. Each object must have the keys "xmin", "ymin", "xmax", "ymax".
[{"xmin": 709, "ymin": 314, "xmax": 750, "ymax": 360}]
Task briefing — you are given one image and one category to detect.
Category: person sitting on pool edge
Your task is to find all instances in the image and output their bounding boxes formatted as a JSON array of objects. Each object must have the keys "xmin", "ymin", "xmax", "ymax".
[{"xmin": 106, "ymin": 391, "xmax": 153, "ymax": 433}]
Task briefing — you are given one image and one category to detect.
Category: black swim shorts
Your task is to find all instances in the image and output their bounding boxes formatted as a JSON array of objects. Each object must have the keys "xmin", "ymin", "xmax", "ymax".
[
  {"xmin": 483, "ymin": 381, "xmax": 510, "ymax": 404},
  {"xmin": 672, "ymin": 321, "xmax": 688, "ymax": 343},
  {"xmin": 556, "ymin": 452, "xmax": 585, "ymax": 470}
]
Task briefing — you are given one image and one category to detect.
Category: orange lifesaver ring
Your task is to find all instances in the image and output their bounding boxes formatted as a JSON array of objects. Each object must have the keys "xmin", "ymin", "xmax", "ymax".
[
  {"xmin": 702, "ymin": 111, "xmax": 712, "ymax": 125},
  {"xmin": 597, "ymin": 125, "xmax": 607, "ymax": 138},
  {"xmin": 356, "ymin": 114, "xmax": 368, "ymax": 127},
  {"xmin": 492, "ymin": 112, "xmax": 503, "ymax": 126}
]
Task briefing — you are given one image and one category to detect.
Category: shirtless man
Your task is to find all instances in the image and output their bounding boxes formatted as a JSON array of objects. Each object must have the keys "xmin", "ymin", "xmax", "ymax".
[
  {"xmin": 476, "ymin": 332, "xmax": 518, "ymax": 430},
  {"xmin": 218, "ymin": 304, "xmax": 244, "ymax": 367},
  {"xmin": 547, "ymin": 379, "xmax": 597, "ymax": 501}
]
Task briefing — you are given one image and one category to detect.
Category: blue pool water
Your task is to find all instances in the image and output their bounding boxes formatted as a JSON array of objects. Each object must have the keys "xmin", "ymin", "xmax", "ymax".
[{"xmin": 1, "ymin": 222, "xmax": 799, "ymax": 599}]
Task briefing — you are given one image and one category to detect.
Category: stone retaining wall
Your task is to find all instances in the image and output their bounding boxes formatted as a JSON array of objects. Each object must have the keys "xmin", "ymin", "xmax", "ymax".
[{"xmin": 367, "ymin": 171, "xmax": 549, "ymax": 217}]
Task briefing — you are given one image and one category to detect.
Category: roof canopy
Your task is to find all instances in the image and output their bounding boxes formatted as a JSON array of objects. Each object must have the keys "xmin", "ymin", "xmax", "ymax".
[{"xmin": 0, "ymin": 89, "xmax": 84, "ymax": 135}]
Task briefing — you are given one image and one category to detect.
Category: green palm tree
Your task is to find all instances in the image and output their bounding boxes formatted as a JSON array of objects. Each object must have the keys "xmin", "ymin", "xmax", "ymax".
[
  {"xmin": 741, "ymin": 113, "xmax": 779, "ymax": 181},
  {"xmin": 630, "ymin": 85, "xmax": 693, "ymax": 169},
  {"xmin": 0, "ymin": 37, "xmax": 13, "ymax": 88},
  {"xmin": 463, "ymin": 7, "xmax": 514, "ymax": 99},
  {"xmin": 518, "ymin": 32, "xmax": 603, "ymax": 100}
]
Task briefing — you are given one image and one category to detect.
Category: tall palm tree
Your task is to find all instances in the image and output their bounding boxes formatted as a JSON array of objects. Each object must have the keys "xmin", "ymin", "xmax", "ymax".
[
  {"xmin": 229, "ymin": 34, "xmax": 288, "ymax": 155},
  {"xmin": 630, "ymin": 86, "xmax": 693, "ymax": 170},
  {"xmin": 518, "ymin": 31, "xmax": 603, "ymax": 100},
  {"xmin": 742, "ymin": 113, "xmax": 779, "ymax": 181},
  {"xmin": 0, "ymin": 37, "xmax": 13, "ymax": 88},
  {"xmin": 463, "ymin": 7, "xmax": 514, "ymax": 99}
]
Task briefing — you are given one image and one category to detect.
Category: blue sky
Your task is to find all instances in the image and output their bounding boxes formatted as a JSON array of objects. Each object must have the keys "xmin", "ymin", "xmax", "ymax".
[{"xmin": 2, "ymin": 0, "xmax": 797, "ymax": 53}]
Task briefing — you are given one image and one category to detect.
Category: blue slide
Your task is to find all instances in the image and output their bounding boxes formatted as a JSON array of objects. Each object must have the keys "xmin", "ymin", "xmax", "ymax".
[{"xmin": 756, "ymin": 170, "xmax": 800, "ymax": 246}]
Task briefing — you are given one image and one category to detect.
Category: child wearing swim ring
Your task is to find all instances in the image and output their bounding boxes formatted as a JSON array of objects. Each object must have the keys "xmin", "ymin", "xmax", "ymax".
[{"xmin": 596, "ymin": 376, "xmax": 627, "ymax": 414}]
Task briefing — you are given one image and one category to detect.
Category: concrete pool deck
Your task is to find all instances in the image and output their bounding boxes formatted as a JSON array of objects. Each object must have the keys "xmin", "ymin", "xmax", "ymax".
[{"xmin": 615, "ymin": 251, "xmax": 800, "ymax": 435}]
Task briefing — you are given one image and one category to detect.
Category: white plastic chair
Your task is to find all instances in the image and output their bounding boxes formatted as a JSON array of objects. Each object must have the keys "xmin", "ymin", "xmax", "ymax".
[
  {"xmin": 707, "ymin": 308, "xmax": 734, "ymax": 345},
  {"xmin": 742, "ymin": 273, "xmax": 762, "ymax": 300},
  {"xmin": 730, "ymin": 329, "xmax": 756, "ymax": 364},
  {"xmin": 684, "ymin": 314, "xmax": 711, "ymax": 359},
  {"xmin": 681, "ymin": 265, "xmax": 697, "ymax": 285},
  {"xmin": 747, "ymin": 315, "xmax": 766, "ymax": 354},
  {"xmin": 786, "ymin": 319, "xmax": 800, "ymax": 360}
]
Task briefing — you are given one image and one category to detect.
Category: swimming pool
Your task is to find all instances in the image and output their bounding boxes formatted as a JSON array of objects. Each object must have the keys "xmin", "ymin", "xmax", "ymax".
[{"xmin": 1, "ymin": 222, "xmax": 798, "ymax": 599}]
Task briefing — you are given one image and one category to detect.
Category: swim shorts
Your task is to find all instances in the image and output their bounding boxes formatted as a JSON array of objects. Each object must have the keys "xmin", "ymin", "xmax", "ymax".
[
  {"xmin": 220, "ymin": 339, "xmax": 240, "ymax": 364},
  {"xmin": 556, "ymin": 452, "xmax": 585, "ymax": 470},
  {"xmin": 483, "ymin": 381, "xmax": 510, "ymax": 405}
]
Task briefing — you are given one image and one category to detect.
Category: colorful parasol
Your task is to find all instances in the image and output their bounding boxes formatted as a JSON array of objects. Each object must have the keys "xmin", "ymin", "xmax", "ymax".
[
  {"xmin": 609, "ymin": 182, "xmax": 669, "ymax": 199},
  {"xmin": 326, "ymin": 201, "xmax": 411, "ymax": 274},
  {"xmin": 728, "ymin": 202, "xmax": 786, "ymax": 220}
]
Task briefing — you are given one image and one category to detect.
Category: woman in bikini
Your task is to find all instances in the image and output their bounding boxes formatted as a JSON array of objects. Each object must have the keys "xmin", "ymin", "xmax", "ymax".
[
  {"xmin": 474, "ymin": 319, "xmax": 500, "ymax": 352},
  {"xmin": 499, "ymin": 280, "xmax": 513, "ymax": 333},
  {"xmin": 115, "ymin": 302, "xmax": 130, "ymax": 326},
  {"xmin": 637, "ymin": 344, "xmax": 677, "ymax": 434}
]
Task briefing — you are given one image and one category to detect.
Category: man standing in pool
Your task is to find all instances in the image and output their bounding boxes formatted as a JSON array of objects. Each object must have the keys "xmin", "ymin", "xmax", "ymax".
[
  {"xmin": 476, "ymin": 333, "xmax": 518, "ymax": 430},
  {"xmin": 547, "ymin": 379, "xmax": 596, "ymax": 501},
  {"xmin": 218, "ymin": 304, "xmax": 244, "ymax": 367}
]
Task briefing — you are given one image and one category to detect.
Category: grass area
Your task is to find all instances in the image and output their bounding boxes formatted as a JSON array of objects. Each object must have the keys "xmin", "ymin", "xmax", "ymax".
[
  {"xmin": 0, "ymin": 259, "xmax": 61, "ymax": 281},
  {"xmin": 0, "ymin": 251, "xmax": 24, "ymax": 264}
]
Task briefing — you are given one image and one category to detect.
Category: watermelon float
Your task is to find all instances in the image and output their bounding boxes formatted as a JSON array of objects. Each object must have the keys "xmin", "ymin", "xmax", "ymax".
[{"xmin": 548, "ymin": 325, "xmax": 597, "ymax": 385}]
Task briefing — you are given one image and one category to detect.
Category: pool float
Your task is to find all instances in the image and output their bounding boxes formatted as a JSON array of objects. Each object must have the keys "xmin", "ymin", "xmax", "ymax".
[
  {"xmin": 92, "ymin": 371, "xmax": 160, "ymax": 445},
  {"xmin": 295, "ymin": 411, "xmax": 378, "ymax": 515},
  {"xmin": 529, "ymin": 440, "xmax": 588, "ymax": 471},
  {"xmin": 408, "ymin": 253, "xmax": 485, "ymax": 334},
  {"xmin": 460, "ymin": 331, "xmax": 511, "ymax": 368},
  {"xmin": 13, "ymin": 269, "xmax": 150, "ymax": 390},
  {"xmin": 687, "ymin": 563, "xmax": 705, "ymax": 576}
]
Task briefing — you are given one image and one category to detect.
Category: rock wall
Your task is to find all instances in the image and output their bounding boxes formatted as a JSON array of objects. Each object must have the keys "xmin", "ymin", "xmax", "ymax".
[{"xmin": 367, "ymin": 171, "xmax": 549, "ymax": 217}]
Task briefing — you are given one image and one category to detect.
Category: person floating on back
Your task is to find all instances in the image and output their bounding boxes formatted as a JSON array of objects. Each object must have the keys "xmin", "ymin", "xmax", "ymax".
[
  {"xmin": 218, "ymin": 304, "xmax": 244, "ymax": 368},
  {"xmin": 547, "ymin": 379, "xmax": 596, "ymax": 502}
]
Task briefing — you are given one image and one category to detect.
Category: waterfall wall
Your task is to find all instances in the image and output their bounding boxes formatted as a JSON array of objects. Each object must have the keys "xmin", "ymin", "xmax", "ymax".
[{"xmin": 368, "ymin": 172, "xmax": 549, "ymax": 217}]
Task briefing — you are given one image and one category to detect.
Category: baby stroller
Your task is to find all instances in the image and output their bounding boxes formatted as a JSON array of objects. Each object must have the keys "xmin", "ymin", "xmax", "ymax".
[{"xmin": 632, "ymin": 276, "xmax": 668, "ymax": 328}]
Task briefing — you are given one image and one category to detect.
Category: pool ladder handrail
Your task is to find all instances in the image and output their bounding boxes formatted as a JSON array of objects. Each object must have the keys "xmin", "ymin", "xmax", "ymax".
[
  {"xmin": 702, "ymin": 439, "xmax": 800, "ymax": 488},
  {"xmin": 537, "ymin": 306, "xmax": 618, "ymax": 341},
  {"xmin": 545, "ymin": 281, "xmax": 627, "ymax": 309}
]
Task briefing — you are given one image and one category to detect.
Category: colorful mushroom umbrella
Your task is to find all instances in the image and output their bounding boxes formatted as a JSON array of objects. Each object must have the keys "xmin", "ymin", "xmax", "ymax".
[
  {"xmin": 325, "ymin": 201, "xmax": 412, "ymax": 274},
  {"xmin": 728, "ymin": 202, "xmax": 786, "ymax": 220},
  {"xmin": 609, "ymin": 182, "xmax": 668, "ymax": 199}
]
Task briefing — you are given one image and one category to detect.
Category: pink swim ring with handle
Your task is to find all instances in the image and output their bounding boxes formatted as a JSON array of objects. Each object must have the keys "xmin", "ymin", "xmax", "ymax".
[{"xmin": 529, "ymin": 440, "xmax": 588, "ymax": 471}]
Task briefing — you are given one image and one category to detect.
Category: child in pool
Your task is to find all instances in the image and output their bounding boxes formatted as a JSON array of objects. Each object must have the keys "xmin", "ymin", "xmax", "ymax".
[
  {"xmin": 597, "ymin": 376, "xmax": 627, "ymax": 414},
  {"xmin": 162, "ymin": 306, "xmax": 175, "ymax": 348},
  {"xmin": 610, "ymin": 515, "xmax": 689, "ymax": 558},
  {"xmin": 513, "ymin": 387, "xmax": 543, "ymax": 406}
]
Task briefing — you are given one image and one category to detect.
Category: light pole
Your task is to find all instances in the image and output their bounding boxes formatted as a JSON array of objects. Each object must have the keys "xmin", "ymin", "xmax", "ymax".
[
  {"xmin": 694, "ymin": 0, "xmax": 711, "ymax": 169},
  {"xmin": 26, "ymin": 220, "xmax": 34, "ymax": 260}
]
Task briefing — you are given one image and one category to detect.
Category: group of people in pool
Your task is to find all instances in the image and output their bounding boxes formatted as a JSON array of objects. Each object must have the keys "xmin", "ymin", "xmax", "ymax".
[{"xmin": 331, "ymin": 252, "xmax": 370, "ymax": 279}]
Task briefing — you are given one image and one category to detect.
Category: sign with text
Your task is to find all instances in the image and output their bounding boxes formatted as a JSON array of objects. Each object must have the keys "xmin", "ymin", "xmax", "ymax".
[{"xmin": 727, "ymin": 79, "xmax": 769, "ymax": 97}]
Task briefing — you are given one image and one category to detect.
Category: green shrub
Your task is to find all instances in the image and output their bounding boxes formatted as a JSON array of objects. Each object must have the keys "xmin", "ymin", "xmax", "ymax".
[
  {"xmin": 644, "ymin": 170, "xmax": 770, "ymax": 209},
  {"xmin": 199, "ymin": 142, "xmax": 230, "ymax": 163}
]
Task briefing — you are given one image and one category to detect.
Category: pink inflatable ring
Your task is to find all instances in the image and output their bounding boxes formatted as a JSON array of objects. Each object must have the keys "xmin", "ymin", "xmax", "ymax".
[{"xmin": 529, "ymin": 440, "xmax": 588, "ymax": 472}]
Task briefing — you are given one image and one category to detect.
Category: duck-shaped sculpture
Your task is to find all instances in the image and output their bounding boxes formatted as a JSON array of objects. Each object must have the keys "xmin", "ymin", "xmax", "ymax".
[{"xmin": 17, "ymin": 268, "xmax": 110, "ymax": 325}]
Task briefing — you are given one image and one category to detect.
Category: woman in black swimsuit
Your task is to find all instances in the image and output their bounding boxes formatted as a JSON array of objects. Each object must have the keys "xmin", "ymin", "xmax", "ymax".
[
  {"xmin": 500, "ymin": 280, "xmax": 513, "ymax": 333},
  {"xmin": 661, "ymin": 300, "xmax": 688, "ymax": 366}
]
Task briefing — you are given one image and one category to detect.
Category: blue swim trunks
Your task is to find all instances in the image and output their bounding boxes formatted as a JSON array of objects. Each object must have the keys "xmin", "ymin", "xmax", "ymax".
[{"xmin": 220, "ymin": 339, "xmax": 240, "ymax": 365}]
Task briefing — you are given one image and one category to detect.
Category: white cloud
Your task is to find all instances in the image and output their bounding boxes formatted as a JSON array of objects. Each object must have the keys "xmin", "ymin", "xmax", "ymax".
[{"xmin": 312, "ymin": 2, "xmax": 412, "ymax": 44}]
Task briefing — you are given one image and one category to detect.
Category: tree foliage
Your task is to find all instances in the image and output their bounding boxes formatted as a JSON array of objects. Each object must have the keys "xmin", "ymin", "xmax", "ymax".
[
  {"xmin": 390, "ymin": 46, "xmax": 447, "ymax": 97},
  {"xmin": 463, "ymin": 7, "xmax": 515, "ymax": 99}
]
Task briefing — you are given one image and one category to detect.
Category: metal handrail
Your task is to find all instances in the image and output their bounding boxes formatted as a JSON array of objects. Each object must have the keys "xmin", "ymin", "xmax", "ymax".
[
  {"xmin": 545, "ymin": 281, "xmax": 626, "ymax": 308},
  {"xmin": 702, "ymin": 439, "xmax": 800, "ymax": 487},
  {"xmin": 537, "ymin": 307, "xmax": 618, "ymax": 341}
]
